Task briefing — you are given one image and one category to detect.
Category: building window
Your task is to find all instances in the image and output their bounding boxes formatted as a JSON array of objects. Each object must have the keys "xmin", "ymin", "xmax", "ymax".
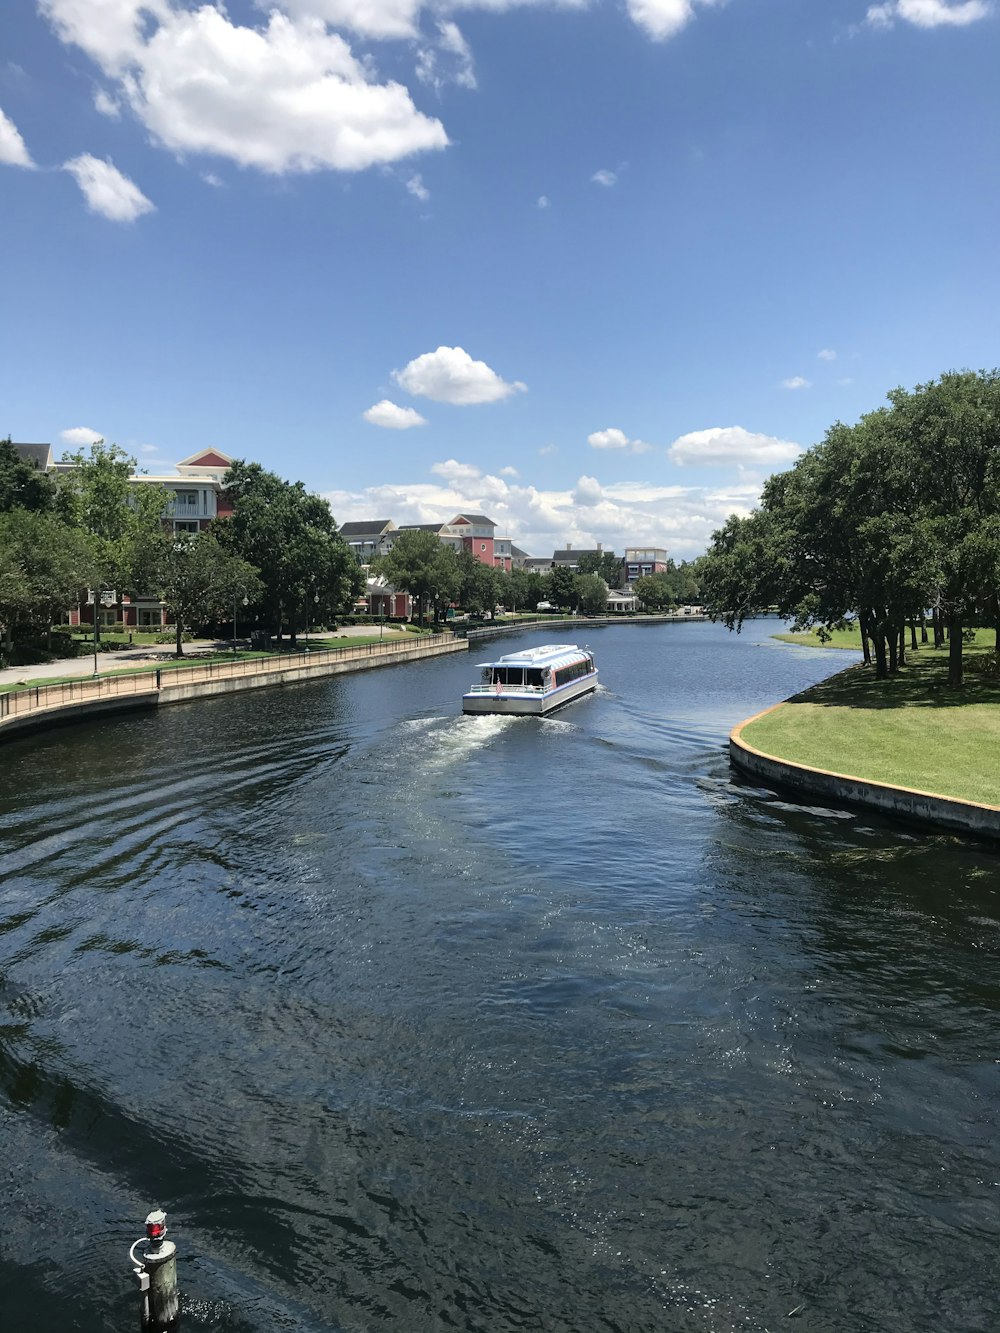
[
  {"xmin": 480, "ymin": 543, "xmax": 487, "ymax": 551},
  {"xmin": 174, "ymin": 520, "xmax": 199, "ymax": 535}
]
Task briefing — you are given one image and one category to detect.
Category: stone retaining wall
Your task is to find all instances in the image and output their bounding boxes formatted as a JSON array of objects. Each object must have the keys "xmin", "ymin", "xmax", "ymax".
[{"xmin": 730, "ymin": 703, "xmax": 1000, "ymax": 841}]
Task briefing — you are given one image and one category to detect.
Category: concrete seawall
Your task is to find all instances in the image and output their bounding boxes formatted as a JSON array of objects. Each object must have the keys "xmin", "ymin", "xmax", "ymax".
[
  {"xmin": 730, "ymin": 703, "xmax": 1000, "ymax": 841},
  {"xmin": 0, "ymin": 637, "xmax": 468, "ymax": 743}
]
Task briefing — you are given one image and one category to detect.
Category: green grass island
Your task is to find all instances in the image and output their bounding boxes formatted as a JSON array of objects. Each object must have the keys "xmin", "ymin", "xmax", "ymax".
[{"xmin": 743, "ymin": 627, "xmax": 1000, "ymax": 809}]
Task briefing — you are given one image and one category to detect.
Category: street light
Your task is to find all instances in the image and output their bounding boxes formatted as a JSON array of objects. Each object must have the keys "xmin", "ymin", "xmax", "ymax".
[{"xmin": 233, "ymin": 592, "xmax": 248, "ymax": 653}]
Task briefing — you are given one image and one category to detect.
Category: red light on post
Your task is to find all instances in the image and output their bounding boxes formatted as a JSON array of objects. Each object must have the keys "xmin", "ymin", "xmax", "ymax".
[{"xmin": 145, "ymin": 1209, "xmax": 167, "ymax": 1245}]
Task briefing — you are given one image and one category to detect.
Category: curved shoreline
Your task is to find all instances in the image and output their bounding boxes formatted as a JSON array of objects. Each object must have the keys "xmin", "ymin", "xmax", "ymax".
[{"xmin": 730, "ymin": 701, "xmax": 1000, "ymax": 842}]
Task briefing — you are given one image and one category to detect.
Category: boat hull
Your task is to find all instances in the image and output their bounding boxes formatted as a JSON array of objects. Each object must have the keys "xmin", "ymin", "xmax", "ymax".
[{"xmin": 462, "ymin": 672, "xmax": 598, "ymax": 716}]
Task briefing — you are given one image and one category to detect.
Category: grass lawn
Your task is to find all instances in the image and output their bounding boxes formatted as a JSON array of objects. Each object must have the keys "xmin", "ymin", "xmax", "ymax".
[
  {"xmin": 742, "ymin": 642, "xmax": 1000, "ymax": 805},
  {"xmin": 772, "ymin": 624, "xmax": 866, "ymax": 650}
]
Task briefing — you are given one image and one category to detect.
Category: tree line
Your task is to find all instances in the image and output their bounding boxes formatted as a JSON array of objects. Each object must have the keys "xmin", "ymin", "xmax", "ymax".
[
  {"xmin": 371, "ymin": 529, "xmax": 702, "ymax": 624},
  {"xmin": 698, "ymin": 370, "xmax": 1000, "ymax": 687},
  {"xmin": 0, "ymin": 441, "xmax": 361, "ymax": 662}
]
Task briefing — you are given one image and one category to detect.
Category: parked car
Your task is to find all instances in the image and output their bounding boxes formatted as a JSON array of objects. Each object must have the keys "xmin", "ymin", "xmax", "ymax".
[{"xmin": 536, "ymin": 601, "xmax": 555, "ymax": 612}]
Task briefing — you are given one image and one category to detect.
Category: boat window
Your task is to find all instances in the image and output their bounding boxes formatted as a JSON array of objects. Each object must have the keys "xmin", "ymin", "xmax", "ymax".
[{"xmin": 527, "ymin": 669, "xmax": 544, "ymax": 688}]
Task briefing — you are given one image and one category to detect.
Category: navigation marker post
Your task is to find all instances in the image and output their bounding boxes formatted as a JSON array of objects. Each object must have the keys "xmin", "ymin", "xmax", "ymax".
[{"xmin": 130, "ymin": 1208, "xmax": 179, "ymax": 1332}]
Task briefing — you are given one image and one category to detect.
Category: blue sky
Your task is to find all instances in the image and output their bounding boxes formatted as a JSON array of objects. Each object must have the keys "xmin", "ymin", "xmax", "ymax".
[{"xmin": 2, "ymin": 0, "xmax": 997, "ymax": 557}]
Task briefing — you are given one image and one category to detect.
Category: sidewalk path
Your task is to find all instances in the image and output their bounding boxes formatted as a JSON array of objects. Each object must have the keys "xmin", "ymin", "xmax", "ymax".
[{"xmin": 0, "ymin": 626, "xmax": 411, "ymax": 690}]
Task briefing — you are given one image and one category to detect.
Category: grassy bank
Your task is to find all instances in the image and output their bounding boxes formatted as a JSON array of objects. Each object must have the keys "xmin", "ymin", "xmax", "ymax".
[
  {"xmin": 772, "ymin": 625, "xmax": 866, "ymax": 650},
  {"xmin": 742, "ymin": 642, "xmax": 1000, "ymax": 806}
]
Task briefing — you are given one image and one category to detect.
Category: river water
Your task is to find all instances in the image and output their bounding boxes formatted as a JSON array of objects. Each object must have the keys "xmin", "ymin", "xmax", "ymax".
[{"xmin": 1, "ymin": 619, "xmax": 997, "ymax": 1333}]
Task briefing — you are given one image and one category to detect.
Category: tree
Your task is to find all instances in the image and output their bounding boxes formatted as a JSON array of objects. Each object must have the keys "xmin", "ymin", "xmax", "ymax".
[
  {"xmin": 213, "ymin": 461, "xmax": 362, "ymax": 643},
  {"xmin": 577, "ymin": 550, "xmax": 623, "ymax": 587},
  {"xmin": 372, "ymin": 529, "xmax": 458, "ymax": 626},
  {"xmin": 505, "ymin": 568, "xmax": 546, "ymax": 614},
  {"xmin": 55, "ymin": 441, "xmax": 169, "ymax": 633},
  {"xmin": 160, "ymin": 533, "xmax": 262, "ymax": 656},
  {"xmin": 0, "ymin": 509, "xmax": 95, "ymax": 658},
  {"xmin": 0, "ymin": 437, "xmax": 56, "ymax": 513},
  {"xmin": 633, "ymin": 573, "xmax": 676, "ymax": 611},
  {"xmin": 576, "ymin": 573, "xmax": 609, "ymax": 616},
  {"xmin": 455, "ymin": 549, "xmax": 504, "ymax": 615},
  {"xmin": 547, "ymin": 564, "xmax": 578, "ymax": 610}
]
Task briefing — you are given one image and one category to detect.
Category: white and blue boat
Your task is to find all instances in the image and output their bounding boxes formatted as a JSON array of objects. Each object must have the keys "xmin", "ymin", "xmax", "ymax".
[{"xmin": 462, "ymin": 643, "xmax": 598, "ymax": 716}]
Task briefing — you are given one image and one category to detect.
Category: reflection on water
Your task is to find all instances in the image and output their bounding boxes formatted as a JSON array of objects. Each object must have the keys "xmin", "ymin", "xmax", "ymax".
[{"xmin": 0, "ymin": 620, "xmax": 997, "ymax": 1332}]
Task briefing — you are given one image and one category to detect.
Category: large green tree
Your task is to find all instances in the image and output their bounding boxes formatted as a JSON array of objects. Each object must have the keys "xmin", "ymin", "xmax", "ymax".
[
  {"xmin": 576, "ymin": 572, "xmax": 609, "ymax": 616},
  {"xmin": 55, "ymin": 441, "xmax": 169, "ymax": 630},
  {"xmin": 372, "ymin": 529, "xmax": 458, "ymax": 625},
  {"xmin": 0, "ymin": 509, "xmax": 95, "ymax": 658},
  {"xmin": 576, "ymin": 551, "xmax": 624, "ymax": 587},
  {"xmin": 213, "ymin": 461, "xmax": 362, "ymax": 643},
  {"xmin": 160, "ymin": 533, "xmax": 262, "ymax": 656}
]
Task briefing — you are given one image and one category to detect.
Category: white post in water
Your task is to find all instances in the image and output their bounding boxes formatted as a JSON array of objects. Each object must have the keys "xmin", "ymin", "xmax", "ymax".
[{"xmin": 132, "ymin": 1208, "xmax": 179, "ymax": 1332}]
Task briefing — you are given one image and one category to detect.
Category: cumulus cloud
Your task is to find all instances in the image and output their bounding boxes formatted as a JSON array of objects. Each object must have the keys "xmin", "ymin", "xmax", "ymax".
[
  {"xmin": 323, "ymin": 449, "xmax": 790, "ymax": 562},
  {"xmin": 626, "ymin": 0, "xmax": 696, "ymax": 41},
  {"xmin": 64, "ymin": 154, "xmax": 155, "ymax": 221},
  {"xmin": 591, "ymin": 168, "xmax": 617, "ymax": 187},
  {"xmin": 668, "ymin": 426, "xmax": 801, "ymax": 467},
  {"xmin": 818, "ymin": 348, "xmax": 837, "ymax": 361},
  {"xmin": 60, "ymin": 426, "xmax": 104, "ymax": 445},
  {"xmin": 363, "ymin": 399, "xmax": 428, "ymax": 429},
  {"xmin": 0, "ymin": 105, "xmax": 34, "ymax": 167},
  {"xmin": 393, "ymin": 346, "xmax": 527, "ymax": 404},
  {"xmin": 537, "ymin": 194, "xmax": 550, "ymax": 208},
  {"xmin": 41, "ymin": 2, "xmax": 448, "ymax": 175},
  {"xmin": 573, "ymin": 475, "xmax": 603, "ymax": 507},
  {"xmin": 782, "ymin": 375, "xmax": 811, "ymax": 390},
  {"xmin": 866, "ymin": 0, "xmax": 989, "ymax": 26},
  {"xmin": 587, "ymin": 428, "xmax": 653, "ymax": 453},
  {"xmin": 431, "ymin": 459, "xmax": 482, "ymax": 482}
]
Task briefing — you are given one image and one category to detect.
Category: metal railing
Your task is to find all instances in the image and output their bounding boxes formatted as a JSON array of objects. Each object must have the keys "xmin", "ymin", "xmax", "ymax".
[{"xmin": 0, "ymin": 635, "xmax": 460, "ymax": 724}]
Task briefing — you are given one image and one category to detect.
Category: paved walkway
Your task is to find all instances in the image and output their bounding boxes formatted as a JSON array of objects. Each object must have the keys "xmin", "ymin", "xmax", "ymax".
[{"xmin": 0, "ymin": 626, "xmax": 411, "ymax": 689}]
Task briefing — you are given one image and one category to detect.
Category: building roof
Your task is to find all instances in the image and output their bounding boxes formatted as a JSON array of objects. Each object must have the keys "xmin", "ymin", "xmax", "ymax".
[
  {"xmin": 452, "ymin": 513, "xmax": 496, "ymax": 527},
  {"xmin": 553, "ymin": 548, "xmax": 604, "ymax": 563},
  {"xmin": 176, "ymin": 449, "xmax": 234, "ymax": 469},
  {"xmin": 12, "ymin": 442, "xmax": 53, "ymax": 470},
  {"xmin": 339, "ymin": 519, "xmax": 393, "ymax": 537}
]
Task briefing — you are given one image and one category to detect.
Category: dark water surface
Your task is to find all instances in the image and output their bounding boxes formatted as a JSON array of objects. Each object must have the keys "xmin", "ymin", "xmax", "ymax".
[{"xmin": 1, "ymin": 620, "xmax": 998, "ymax": 1332}]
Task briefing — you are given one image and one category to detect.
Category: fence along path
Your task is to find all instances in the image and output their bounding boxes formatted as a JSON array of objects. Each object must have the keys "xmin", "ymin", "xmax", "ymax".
[{"xmin": 0, "ymin": 636, "xmax": 463, "ymax": 725}]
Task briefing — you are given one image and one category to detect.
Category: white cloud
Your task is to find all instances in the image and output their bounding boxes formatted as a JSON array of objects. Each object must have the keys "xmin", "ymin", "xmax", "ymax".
[
  {"xmin": 60, "ymin": 426, "xmax": 104, "ymax": 445},
  {"xmin": 431, "ymin": 458, "xmax": 482, "ymax": 482},
  {"xmin": 42, "ymin": 3, "xmax": 448, "ymax": 175},
  {"xmin": 668, "ymin": 425, "xmax": 801, "ymax": 467},
  {"xmin": 781, "ymin": 375, "xmax": 811, "ymax": 390},
  {"xmin": 94, "ymin": 88, "xmax": 121, "ymax": 118},
  {"xmin": 393, "ymin": 346, "xmax": 527, "ymax": 404},
  {"xmin": 323, "ymin": 450, "xmax": 788, "ymax": 561},
  {"xmin": 818, "ymin": 347, "xmax": 837, "ymax": 361},
  {"xmin": 866, "ymin": 0, "xmax": 989, "ymax": 26},
  {"xmin": 587, "ymin": 427, "xmax": 653, "ymax": 454},
  {"xmin": 0, "ymin": 105, "xmax": 34, "ymax": 167},
  {"xmin": 500, "ymin": 466, "xmax": 519, "ymax": 477},
  {"xmin": 416, "ymin": 20, "xmax": 478, "ymax": 91},
  {"xmin": 537, "ymin": 194, "xmax": 550, "ymax": 208},
  {"xmin": 363, "ymin": 399, "xmax": 428, "ymax": 429},
  {"xmin": 591, "ymin": 168, "xmax": 617, "ymax": 187},
  {"xmin": 573, "ymin": 475, "xmax": 603, "ymax": 507},
  {"xmin": 280, "ymin": 0, "xmax": 422, "ymax": 39},
  {"xmin": 626, "ymin": 0, "xmax": 695, "ymax": 41},
  {"xmin": 202, "ymin": 171, "xmax": 223, "ymax": 187},
  {"xmin": 64, "ymin": 154, "xmax": 155, "ymax": 221},
  {"xmin": 406, "ymin": 172, "xmax": 429, "ymax": 201}
]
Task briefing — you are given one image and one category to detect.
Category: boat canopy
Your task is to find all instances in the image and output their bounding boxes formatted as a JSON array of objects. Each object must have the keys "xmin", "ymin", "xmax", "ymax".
[{"xmin": 474, "ymin": 644, "xmax": 592, "ymax": 673}]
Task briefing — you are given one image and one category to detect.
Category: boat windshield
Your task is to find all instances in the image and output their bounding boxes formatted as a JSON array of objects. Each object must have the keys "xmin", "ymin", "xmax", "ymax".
[{"xmin": 489, "ymin": 666, "xmax": 546, "ymax": 688}]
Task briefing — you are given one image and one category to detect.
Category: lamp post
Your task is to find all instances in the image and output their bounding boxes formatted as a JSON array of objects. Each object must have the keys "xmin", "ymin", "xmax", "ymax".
[{"xmin": 233, "ymin": 592, "xmax": 248, "ymax": 653}]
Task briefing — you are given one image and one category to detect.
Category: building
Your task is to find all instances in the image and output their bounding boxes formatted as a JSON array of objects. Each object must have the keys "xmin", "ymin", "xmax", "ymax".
[
  {"xmin": 339, "ymin": 519, "xmax": 397, "ymax": 564},
  {"xmin": 624, "ymin": 547, "xmax": 669, "ymax": 587}
]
